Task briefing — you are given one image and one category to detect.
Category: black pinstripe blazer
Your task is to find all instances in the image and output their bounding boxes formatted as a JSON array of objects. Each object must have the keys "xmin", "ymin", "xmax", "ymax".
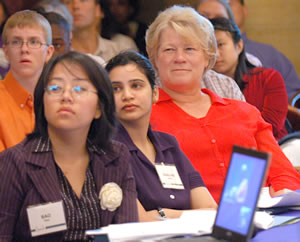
[{"xmin": 0, "ymin": 136, "xmax": 138, "ymax": 241}]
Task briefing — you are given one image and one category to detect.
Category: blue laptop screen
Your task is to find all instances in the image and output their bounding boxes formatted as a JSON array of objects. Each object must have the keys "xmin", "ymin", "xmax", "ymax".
[{"xmin": 214, "ymin": 152, "xmax": 267, "ymax": 235}]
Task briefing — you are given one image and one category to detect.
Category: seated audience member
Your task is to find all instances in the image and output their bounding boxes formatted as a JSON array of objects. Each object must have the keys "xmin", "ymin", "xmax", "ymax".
[
  {"xmin": 33, "ymin": 0, "xmax": 73, "ymax": 29},
  {"xmin": 61, "ymin": 0, "xmax": 136, "ymax": 62},
  {"xmin": 42, "ymin": 11, "xmax": 72, "ymax": 56},
  {"xmin": 196, "ymin": 0, "xmax": 298, "ymax": 132},
  {"xmin": 0, "ymin": 10, "xmax": 54, "ymax": 152},
  {"xmin": 0, "ymin": 51, "xmax": 138, "ymax": 241},
  {"xmin": 146, "ymin": 5, "xmax": 300, "ymax": 203},
  {"xmin": 211, "ymin": 17, "xmax": 288, "ymax": 140},
  {"xmin": 105, "ymin": 0, "xmax": 148, "ymax": 56},
  {"xmin": 195, "ymin": 0, "xmax": 261, "ymax": 67},
  {"xmin": 106, "ymin": 51, "xmax": 217, "ymax": 221},
  {"xmin": 2, "ymin": 0, "xmax": 42, "ymax": 14},
  {"xmin": 0, "ymin": 0, "xmax": 9, "ymax": 79},
  {"xmin": 228, "ymin": 0, "xmax": 300, "ymax": 100},
  {"xmin": 201, "ymin": 68, "xmax": 244, "ymax": 100},
  {"xmin": 154, "ymin": 2, "xmax": 246, "ymax": 101},
  {"xmin": 39, "ymin": 9, "xmax": 106, "ymax": 65},
  {"xmin": 100, "ymin": 0, "xmax": 138, "ymax": 53}
]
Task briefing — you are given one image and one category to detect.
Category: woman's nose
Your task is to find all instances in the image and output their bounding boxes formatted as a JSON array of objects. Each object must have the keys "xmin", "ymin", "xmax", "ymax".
[
  {"xmin": 61, "ymin": 87, "xmax": 74, "ymax": 102},
  {"xmin": 122, "ymin": 87, "xmax": 134, "ymax": 100},
  {"xmin": 174, "ymin": 49, "xmax": 186, "ymax": 62}
]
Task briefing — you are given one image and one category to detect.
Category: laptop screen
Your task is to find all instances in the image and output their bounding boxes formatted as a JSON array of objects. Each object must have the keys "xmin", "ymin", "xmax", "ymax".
[{"xmin": 214, "ymin": 147, "xmax": 269, "ymax": 236}]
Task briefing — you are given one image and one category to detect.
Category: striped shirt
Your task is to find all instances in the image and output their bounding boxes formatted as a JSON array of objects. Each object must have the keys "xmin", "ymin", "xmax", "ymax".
[{"xmin": 56, "ymin": 164, "xmax": 101, "ymax": 241}]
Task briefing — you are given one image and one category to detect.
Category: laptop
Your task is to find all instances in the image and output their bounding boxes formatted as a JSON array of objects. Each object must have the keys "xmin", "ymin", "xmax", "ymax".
[{"xmin": 166, "ymin": 145, "xmax": 271, "ymax": 242}]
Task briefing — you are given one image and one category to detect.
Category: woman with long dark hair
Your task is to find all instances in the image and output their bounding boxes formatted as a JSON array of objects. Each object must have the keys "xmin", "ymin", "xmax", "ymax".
[{"xmin": 211, "ymin": 17, "xmax": 288, "ymax": 140}]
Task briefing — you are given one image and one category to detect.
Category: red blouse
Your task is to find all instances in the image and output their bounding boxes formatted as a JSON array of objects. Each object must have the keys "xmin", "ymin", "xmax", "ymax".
[
  {"xmin": 150, "ymin": 88, "xmax": 300, "ymax": 203},
  {"xmin": 243, "ymin": 67, "xmax": 288, "ymax": 140}
]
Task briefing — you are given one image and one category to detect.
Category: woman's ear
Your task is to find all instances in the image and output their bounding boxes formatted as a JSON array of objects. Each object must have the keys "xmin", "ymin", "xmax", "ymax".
[
  {"xmin": 236, "ymin": 39, "xmax": 244, "ymax": 55},
  {"xmin": 94, "ymin": 106, "xmax": 101, "ymax": 119},
  {"xmin": 152, "ymin": 85, "xmax": 159, "ymax": 104}
]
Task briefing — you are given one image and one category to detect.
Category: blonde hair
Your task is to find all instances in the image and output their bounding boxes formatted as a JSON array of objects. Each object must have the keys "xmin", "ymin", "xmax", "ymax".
[
  {"xmin": 146, "ymin": 5, "xmax": 217, "ymax": 72},
  {"xmin": 2, "ymin": 10, "xmax": 52, "ymax": 45}
]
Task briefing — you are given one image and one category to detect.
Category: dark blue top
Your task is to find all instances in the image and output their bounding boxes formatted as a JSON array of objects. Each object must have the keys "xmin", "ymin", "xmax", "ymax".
[
  {"xmin": 114, "ymin": 124, "xmax": 205, "ymax": 211},
  {"xmin": 242, "ymin": 33, "xmax": 300, "ymax": 100}
]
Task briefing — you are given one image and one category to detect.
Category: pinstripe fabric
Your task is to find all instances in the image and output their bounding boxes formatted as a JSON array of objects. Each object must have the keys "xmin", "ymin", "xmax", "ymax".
[
  {"xmin": 56, "ymin": 164, "xmax": 102, "ymax": 241},
  {"xmin": 0, "ymin": 136, "xmax": 138, "ymax": 242}
]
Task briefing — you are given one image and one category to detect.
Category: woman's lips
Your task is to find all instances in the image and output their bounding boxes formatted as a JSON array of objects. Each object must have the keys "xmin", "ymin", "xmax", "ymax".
[{"xmin": 122, "ymin": 104, "xmax": 137, "ymax": 111}]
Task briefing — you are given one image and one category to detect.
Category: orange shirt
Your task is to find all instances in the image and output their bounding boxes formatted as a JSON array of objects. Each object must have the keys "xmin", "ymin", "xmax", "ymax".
[{"xmin": 0, "ymin": 71, "xmax": 34, "ymax": 152}]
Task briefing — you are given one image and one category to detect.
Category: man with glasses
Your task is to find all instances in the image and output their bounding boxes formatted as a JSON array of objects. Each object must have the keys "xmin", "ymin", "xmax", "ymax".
[{"xmin": 0, "ymin": 10, "xmax": 54, "ymax": 151}]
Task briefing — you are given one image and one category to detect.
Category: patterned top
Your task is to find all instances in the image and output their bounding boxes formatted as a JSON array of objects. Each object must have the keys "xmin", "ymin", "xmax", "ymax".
[
  {"xmin": 0, "ymin": 136, "xmax": 138, "ymax": 241},
  {"xmin": 155, "ymin": 70, "xmax": 245, "ymax": 101},
  {"xmin": 56, "ymin": 164, "xmax": 101, "ymax": 241},
  {"xmin": 202, "ymin": 70, "xmax": 245, "ymax": 101}
]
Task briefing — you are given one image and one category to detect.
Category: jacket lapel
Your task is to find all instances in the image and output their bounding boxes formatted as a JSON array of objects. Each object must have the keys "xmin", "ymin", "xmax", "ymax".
[
  {"xmin": 25, "ymin": 140, "xmax": 62, "ymax": 203},
  {"xmin": 91, "ymin": 148, "xmax": 119, "ymax": 226}
]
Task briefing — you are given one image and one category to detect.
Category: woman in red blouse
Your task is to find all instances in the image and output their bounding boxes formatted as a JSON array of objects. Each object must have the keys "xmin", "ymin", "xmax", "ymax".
[
  {"xmin": 146, "ymin": 5, "xmax": 300, "ymax": 203},
  {"xmin": 211, "ymin": 17, "xmax": 288, "ymax": 140}
]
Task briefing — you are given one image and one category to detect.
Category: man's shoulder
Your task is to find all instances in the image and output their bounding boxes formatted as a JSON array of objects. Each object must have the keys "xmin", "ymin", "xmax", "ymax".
[
  {"xmin": 244, "ymin": 37, "xmax": 287, "ymax": 61},
  {"xmin": 0, "ymin": 81, "xmax": 12, "ymax": 102},
  {"xmin": 203, "ymin": 70, "xmax": 245, "ymax": 101},
  {"xmin": 99, "ymin": 36, "xmax": 119, "ymax": 50},
  {"xmin": 204, "ymin": 70, "xmax": 233, "ymax": 82}
]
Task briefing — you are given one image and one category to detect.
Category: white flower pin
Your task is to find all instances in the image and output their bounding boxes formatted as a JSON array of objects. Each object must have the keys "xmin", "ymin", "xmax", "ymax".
[{"xmin": 99, "ymin": 182, "xmax": 123, "ymax": 212}]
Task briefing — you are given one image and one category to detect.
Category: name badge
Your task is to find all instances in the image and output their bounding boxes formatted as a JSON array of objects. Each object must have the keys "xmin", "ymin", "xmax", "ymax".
[
  {"xmin": 27, "ymin": 201, "xmax": 67, "ymax": 237},
  {"xmin": 155, "ymin": 163, "xmax": 184, "ymax": 190}
]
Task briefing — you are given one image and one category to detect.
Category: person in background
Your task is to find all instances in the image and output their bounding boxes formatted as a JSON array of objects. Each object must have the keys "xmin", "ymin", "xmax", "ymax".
[
  {"xmin": 0, "ymin": 10, "xmax": 54, "ymax": 152},
  {"xmin": 100, "ymin": 0, "xmax": 138, "ymax": 53},
  {"xmin": 105, "ymin": 0, "xmax": 148, "ymax": 56},
  {"xmin": 1, "ymin": 0, "xmax": 42, "ymax": 15},
  {"xmin": 0, "ymin": 0, "xmax": 10, "ymax": 78},
  {"xmin": 61, "ymin": 0, "xmax": 136, "ymax": 62},
  {"xmin": 43, "ymin": 11, "xmax": 106, "ymax": 65},
  {"xmin": 196, "ymin": 0, "xmax": 234, "ymax": 20},
  {"xmin": 195, "ymin": 0, "xmax": 300, "ymax": 132},
  {"xmin": 106, "ymin": 50, "xmax": 217, "ymax": 222},
  {"xmin": 146, "ymin": 5, "xmax": 300, "ymax": 203},
  {"xmin": 0, "ymin": 51, "xmax": 138, "ymax": 241},
  {"xmin": 33, "ymin": 0, "xmax": 73, "ymax": 31},
  {"xmin": 228, "ymin": 0, "xmax": 300, "ymax": 100},
  {"xmin": 195, "ymin": 0, "xmax": 261, "ymax": 67},
  {"xmin": 42, "ymin": 11, "xmax": 72, "ymax": 56},
  {"xmin": 34, "ymin": 0, "xmax": 107, "ymax": 65},
  {"xmin": 211, "ymin": 17, "xmax": 288, "ymax": 140}
]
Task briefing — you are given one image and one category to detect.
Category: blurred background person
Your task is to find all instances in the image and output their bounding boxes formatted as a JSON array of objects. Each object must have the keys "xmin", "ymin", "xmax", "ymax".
[
  {"xmin": 105, "ymin": 0, "xmax": 148, "ymax": 56},
  {"xmin": 0, "ymin": 0, "xmax": 9, "ymax": 79},
  {"xmin": 211, "ymin": 17, "xmax": 288, "ymax": 140},
  {"xmin": 61, "ymin": 0, "xmax": 137, "ymax": 62},
  {"xmin": 228, "ymin": 0, "xmax": 300, "ymax": 101}
]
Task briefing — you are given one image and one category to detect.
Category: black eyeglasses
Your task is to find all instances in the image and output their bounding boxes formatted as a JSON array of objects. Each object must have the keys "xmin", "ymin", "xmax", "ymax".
[{"xmin": 7, "ymin": 39, "xmax": 48, "ymax": 49}]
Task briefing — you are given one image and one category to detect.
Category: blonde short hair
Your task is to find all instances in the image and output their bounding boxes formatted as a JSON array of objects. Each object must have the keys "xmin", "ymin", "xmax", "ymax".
[
  {"xmin": 2, "ymin": 10, "xmax": 52, "ymax": 45},
  {"xmin": 146, "ymin": 5, "xmax": 217, "ymax": 72}
]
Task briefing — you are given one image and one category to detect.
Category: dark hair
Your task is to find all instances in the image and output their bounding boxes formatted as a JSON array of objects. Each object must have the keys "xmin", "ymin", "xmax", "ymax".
[
  {"xmin": 106, "ymin": 50, "xmax": 156, "ymax": 89},
  {"xmin": 29, "ymin": 51, "xmax": 116, "ymax": 151},
  {"xmin": 100, "ymin": 0, "xmax": 140, "ymax": 39},
  {"xmin": 210, "ymin": 17, "xmax": 255, "ymax": 90},
  {"xmin": 42, "ymin": 11, "xmax": 71, "ymax": 35}
]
